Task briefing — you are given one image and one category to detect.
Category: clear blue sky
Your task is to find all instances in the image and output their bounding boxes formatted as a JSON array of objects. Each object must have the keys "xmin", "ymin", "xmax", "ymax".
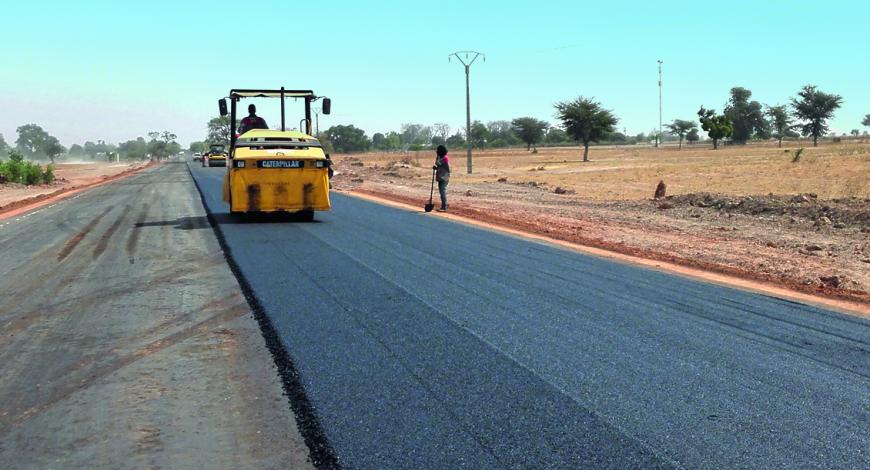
[{"xmin": 1, "ymin": 0, "xmax": 867, "ymax": 147}]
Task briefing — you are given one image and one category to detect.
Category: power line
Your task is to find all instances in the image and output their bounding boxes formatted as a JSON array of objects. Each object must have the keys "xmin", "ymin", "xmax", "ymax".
[{"xmin": 449, "ymin": 51, "xmax": 485, "ymax": 174}]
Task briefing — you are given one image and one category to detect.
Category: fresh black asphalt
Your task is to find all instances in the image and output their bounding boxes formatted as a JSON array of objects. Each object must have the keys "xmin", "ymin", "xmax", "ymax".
[{"xmin": 190, "ymin": 165, "xmax": 870, "ymax": 469}]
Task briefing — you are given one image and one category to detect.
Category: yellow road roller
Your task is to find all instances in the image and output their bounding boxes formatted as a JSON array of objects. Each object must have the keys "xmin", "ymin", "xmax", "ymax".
[
  {"xmin": 205, "ymin": 143, "xmax": 227, "ymax": 167},
  {"xmin": 218, "ymin": 88, "xmax": 332, "ymax": 220}
]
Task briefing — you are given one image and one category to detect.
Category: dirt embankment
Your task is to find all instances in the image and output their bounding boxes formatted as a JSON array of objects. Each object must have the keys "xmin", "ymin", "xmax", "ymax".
[
  {"xmin": 330, "ymin": 146, "xmax": 870, "ymax": 306},
  {"xmin": 0, "ymin": 161, "xmax": 154, "ymax": 217}
]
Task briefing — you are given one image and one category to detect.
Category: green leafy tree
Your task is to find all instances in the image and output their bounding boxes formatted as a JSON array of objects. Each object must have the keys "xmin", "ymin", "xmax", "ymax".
[
  {"xmin": 324, "ymin": 125, "xmax": 370, "ymax": 153},
  {"xmin": 372, "ymin": 133, "xmax": 387, "ymax": 150},
  {"xmin": 118, "ymin": 137, "xmax": 149, "ymax": 160},
  {"xmin": 446, "ymin": 132, "xmax": 466, "ymax": 148},
  {"xmin": 468, "ymin": 121, "xmax": 490, "ymax": 149},
  {"xmin": 554, "ymin": 97, "xmax": 619, "ymax": 162},
  {"xmin": 207, "ymin": 116, "xmax": 233, "ymax": 147},
  {"xmin": 68, "ymin": 144, "xmax": 85, "ymax": 156},
  {"xmin": 851, "ymin": 129, "xmax": 860, "ymax": 137},
  {"xmin": 43, "ymin": 136, "xmax": 65, "ymax": 164},
  {"xmin": 147, "ymin": 131, "xmax": 179, "ymax": 161},
  {"xmin": 665, "ymin": 119, "xmax": 697, "ymax": 149},
  {"xmin": 15, "ymin": 124, "xmax": 51, "ymax": 159},
  {"xmin": 790, "ymin": 85, "xmax": 843, "ymax": 147},
  {"xmin": 189, "ymin": 141, "xmax": 208, "ymax": 153},
  {"xmin": 862, "ymin": 114, "xmax": 870, "ymax": 130},
  {"xmin": 724, "ymin": 87, "xmax": 769, "ymax": 144},
  {"xmin": 765, "ymin": 104, "xmax": 795, "ymax": 148},
  {"xmin": 0, "ymin": 133, "xmax": 8, "ymax": 154},
  {"xmin": 545, "ymin": 128, "xmax": 569, "ymax": 144},
  {"xmin": 82, "ymin": 140, "xmax": 116, "ymax": 159},
  {"xmin": 511, "ymin": 117, "xmax": 549, "ymax": 151},
  {"xmin": 384, "ymin": 131, "xmax": 402, "ymax": 150},
  {"xmin": 697, "ymin": 106, "xmax": 733, "ymax": 150},
  {"xmin": 686, "ymin": 128, "xmax": 700, "ymax": 144},
  {"xmin": 487, "ymin": 121, "xmax": 519, "ymax": 146}
]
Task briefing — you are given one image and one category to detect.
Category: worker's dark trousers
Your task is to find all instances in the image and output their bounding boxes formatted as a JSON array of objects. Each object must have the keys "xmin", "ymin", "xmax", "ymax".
[{"xmin": 438, "ymin": 179, "xmax": 448, "ymax": 209}]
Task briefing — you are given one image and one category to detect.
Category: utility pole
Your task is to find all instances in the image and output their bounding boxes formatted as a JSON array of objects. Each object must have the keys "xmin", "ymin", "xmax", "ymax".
[
  {"xmin": 312, "ymin": 108, "xmax": 320, "ymax": 135},
  {"xmin": 449, "ymin": 51, "xmax": 485, "ymax": 174},
  {"xmin": 657, "ymin": 60, "xmax": 663, "ymax": 148}
]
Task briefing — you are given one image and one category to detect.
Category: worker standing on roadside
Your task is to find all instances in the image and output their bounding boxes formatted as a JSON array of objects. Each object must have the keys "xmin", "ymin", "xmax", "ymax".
[{"xmin": 433, "ymin": 145, "xmax": 450, "ymax": 211}]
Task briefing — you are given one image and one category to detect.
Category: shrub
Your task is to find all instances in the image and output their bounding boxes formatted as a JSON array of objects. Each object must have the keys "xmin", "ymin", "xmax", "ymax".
[
  {"xmin": 42, "ymin": 164, "xmax": 55, "ymax": 184},
  {"xmin": 0, "ymin": 150, "xmax": 55, "ymax": 185}
]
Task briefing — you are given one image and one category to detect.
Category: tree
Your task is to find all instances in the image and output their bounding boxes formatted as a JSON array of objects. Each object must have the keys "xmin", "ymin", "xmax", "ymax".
[
  {"xmin": 15, "ymin": 124, "xmax": 51, "ymax": 159},
  {"xmin": 433, "ymin": 123, "xmax": 451, "ymax": 142},
  {"xmin": 68, "ymin": 144, "xmax": 85, "ymax": 156},
  {"xmin": 446, "ymin": 132, "xmax": 466, "ymax": 148},
  {"xmin": 686, "ymin": 128, "xmax": 700, "ymax": 144},
  {"xmin": 511, "ymin": 117, "xmax": 549, "ymax": 151},
  {"xmin": 43, "ymin": 136, "xmax": 65, "ymax": 164},
  {"xmin": 189, "ymin": 141, "xmax": 208, "ymax": 153},
  {"xmin": 554, "ymin": 97, "xmax": 618, "ymax": 162},
  {"xmin": 147, "ymin": 131, "xmax": 179, "ymax": 161},
  {"xmin": 697, "ymin": 107, "xmax": 732, "ymax": 150},
  {"xmin": 468, "ymin": 121, "xmax": 490, "ymax": 148},
  {"xmin": 372, "ymin": 133, "xmax": 387, "ymax": 150},
  {"xmin": 324, "ymin": 125, "xmax": 370, "ymax": 153},
  {"xmin": 400, "ymin": 123, "xmax": 432, "ymax": 147},
  {"xmin": 384, "ymin": 132, "xmax": 402, "ymax": 151},
  {"xmin": 790, "ymin": 85, "xmax": 843, "ymax": 147},
  {"xmin": 850, "ymin": 129, "xmax": 860, "ymax": 137},
  {"xmin": 665, "ymin": 119, "xmax": 697, "ymax": 149},
  {"xmin": 862, "ymin": 114, "xmax": 870, "ymax": 130},
  {"xmin": 207, "ymin": 116, "xmax": 233, "ymax": 147},
  {"xmin": 765, "ymin": 104, "xmax": 795, "ymax": 148},
  {"xmin": 0, "ymin": 133, "xmax": 8, "ymax": 154},
  {"xmin": 724, "ymin": 87, "xmax": 768, "ymax": 144},
  {"xmin": 118, "ymin": 137, "xmax": 149, "ymax": 160},
  {"xmin": 545, "ymin": 128, "xmax": 569, "ymax": 144},
  {"xmin": 83, "ymin": 140, "xmax": 116, "ymax": 160},
  {"xmin": 487, "ymin": 121, "xmax": 520, "ymax": 146}
]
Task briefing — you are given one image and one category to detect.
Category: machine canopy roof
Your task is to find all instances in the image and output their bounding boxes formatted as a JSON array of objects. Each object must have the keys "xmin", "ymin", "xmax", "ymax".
[{"xmin": 230, "ymin": 89, "xmax": 315, "ymax": 99}]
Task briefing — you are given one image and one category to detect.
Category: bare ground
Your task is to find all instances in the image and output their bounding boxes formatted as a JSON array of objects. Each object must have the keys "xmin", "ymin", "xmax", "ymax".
[
  {"xmin": 331, "ymin": 143, "xmax": 870, "ymax": 305},
  {"xmin": 0, "ymin": 161, "xmax": 151, "ymax": 211}
]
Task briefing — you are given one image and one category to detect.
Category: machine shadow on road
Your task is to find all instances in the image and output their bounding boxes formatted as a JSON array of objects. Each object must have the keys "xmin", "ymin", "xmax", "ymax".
[{"xmin": 134, "ymin": 213, "xmax": 322, "ymax": 230}]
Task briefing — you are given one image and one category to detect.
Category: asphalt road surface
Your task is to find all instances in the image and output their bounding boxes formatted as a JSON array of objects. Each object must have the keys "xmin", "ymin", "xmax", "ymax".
[
  {"xmin": 191, "ymin": 164, "xmax": 870, "ymax": 469},
  {"xmin": 0, "ymin": 163, "xmax": 312, "ymax": 468}
]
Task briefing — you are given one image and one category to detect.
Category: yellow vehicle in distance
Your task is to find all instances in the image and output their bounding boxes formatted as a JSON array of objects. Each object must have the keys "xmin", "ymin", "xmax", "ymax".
[
  {"xmin": 204, "ymin": 143, "xmax": 227, "ymax": 167},
  {"xmin": 218, "ymin": 89, "xmax": 332, "ymax": 220}
]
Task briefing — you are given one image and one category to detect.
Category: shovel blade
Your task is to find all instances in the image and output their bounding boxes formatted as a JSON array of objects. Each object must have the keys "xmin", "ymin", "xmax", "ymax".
[{"xmin": 424, "ymin": 203, "xmax": 434, "ymax": 212}]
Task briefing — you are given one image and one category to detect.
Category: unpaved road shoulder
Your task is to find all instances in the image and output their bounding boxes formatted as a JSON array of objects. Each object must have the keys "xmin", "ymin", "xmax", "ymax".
[{"xmin": 0, "ymin": 162, "xmax": 312, "ymax": 468}]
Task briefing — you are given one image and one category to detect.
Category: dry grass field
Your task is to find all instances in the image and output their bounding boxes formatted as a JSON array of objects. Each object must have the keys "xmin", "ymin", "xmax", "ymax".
[
  {"xmin": 334, "ymin": 139, "xmax": 870, "ymax": 305},
  {"xmin": 350, "ymin": 140, "xmax": 870, "ymax": 201}
]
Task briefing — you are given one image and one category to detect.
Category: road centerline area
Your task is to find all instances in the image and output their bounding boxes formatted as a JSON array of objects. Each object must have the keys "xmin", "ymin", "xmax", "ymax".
[{"xmin": 189, "ymin": 164, "xmax": 870, "ymax": 469}]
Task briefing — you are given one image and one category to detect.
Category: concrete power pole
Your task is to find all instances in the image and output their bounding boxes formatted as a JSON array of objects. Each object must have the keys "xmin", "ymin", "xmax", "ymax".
[
  {"xmin": 657, "ymin": 60, "xmax": 663, "ymax": 148},
  {"xmin": 449, "ymin": 51, "xmax": 485, "ymax": 174}
]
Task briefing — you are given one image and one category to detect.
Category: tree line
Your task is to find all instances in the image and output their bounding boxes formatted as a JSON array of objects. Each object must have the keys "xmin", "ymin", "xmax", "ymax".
[
  {"xmin": 313, "ymin": 84, "xmax": 867, "ymax": 159},
  {"xmin": 0, "ymin": 124, "xmax": 181, "ymax": 165},
  {"xmin": 697, "ymin": 85, "xmax": 848, "ymax": 149}
]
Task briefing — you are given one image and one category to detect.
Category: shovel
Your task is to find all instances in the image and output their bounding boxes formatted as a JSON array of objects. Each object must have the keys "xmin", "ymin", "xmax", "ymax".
[{"xmin": 424, "ymin": 168, "xmax": 436, "ymax": 212}]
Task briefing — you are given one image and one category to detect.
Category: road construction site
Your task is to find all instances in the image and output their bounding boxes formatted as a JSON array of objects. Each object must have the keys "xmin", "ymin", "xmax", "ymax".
[{"xmin": 3, "ymin": 159, "xmax": 866, "ymax": 468}]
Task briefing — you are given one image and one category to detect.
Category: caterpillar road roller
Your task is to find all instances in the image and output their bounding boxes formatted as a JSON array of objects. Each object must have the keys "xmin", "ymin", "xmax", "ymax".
[
  {"xmin": 204, "ymin": 143, "xmax": 227, "ymax": 167},
  {"xmin": 218, "ymin": 88, "xmax": 332, "ymax": 221}
]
